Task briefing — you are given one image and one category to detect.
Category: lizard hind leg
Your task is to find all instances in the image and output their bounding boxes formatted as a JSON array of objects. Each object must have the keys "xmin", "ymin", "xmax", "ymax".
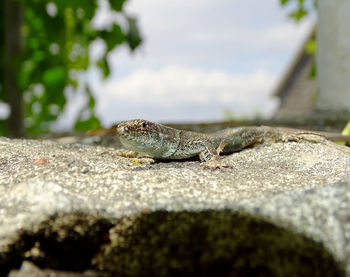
[
  {"xmin": 197, "ymin": 139, "xmax": 228, "ymax": 162},
  {"xmin": 216, "ymin": 140, "xmax": 227, "ymax": 155},
  {"xmin": 197, "ymin": 139, "xmax": 231, "ymax": 169},
  {"xmin": 197, "ymin": 140, "xmax": 219, "ymax": 162}
]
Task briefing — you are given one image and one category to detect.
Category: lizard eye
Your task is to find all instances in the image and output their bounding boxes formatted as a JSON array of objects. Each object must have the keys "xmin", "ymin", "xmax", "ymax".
[{"xmin": 141, "ymin": 122, "xmax": 147, "ymax": 128}]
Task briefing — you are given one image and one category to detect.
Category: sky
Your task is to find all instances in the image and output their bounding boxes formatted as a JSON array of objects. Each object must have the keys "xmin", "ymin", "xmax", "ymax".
[{"xmin": 55, "ymin": 0, "xmax": 315, "ymax": 130}]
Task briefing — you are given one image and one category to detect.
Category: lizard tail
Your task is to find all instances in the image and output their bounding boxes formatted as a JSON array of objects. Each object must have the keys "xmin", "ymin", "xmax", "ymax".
[
  {"xmin": 312, "ymin": 131, "xmax": 350, "ymax": 144},
  {"xmin": 271, "ymin": 127, "xmax": 350, "ymax": 144}
]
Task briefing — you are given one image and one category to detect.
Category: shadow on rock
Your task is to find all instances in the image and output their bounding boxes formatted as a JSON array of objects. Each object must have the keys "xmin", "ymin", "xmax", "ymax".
[
  {"xmin": 1, "ymin": 212, "xmax": 113, "ymax": 276},
  {"xmin": 1, "ymin": 210, "xmax": 345, "ymax": 277},
  {"xmin": 94, "ymin": 210, "xmax": 345, "ymax": 277}
]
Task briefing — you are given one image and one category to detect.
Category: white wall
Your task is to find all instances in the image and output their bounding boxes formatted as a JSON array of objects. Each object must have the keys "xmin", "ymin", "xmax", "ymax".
[{"xmin": 317, "ymin": 0, "xmax": 350, "ymax": 112}]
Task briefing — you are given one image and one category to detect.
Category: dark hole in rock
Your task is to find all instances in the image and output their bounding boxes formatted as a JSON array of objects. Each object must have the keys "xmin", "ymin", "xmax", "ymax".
[
  {"xmin": 97, "ymin": 210, "xmax": 345, "ymax": 277},
  {"xmin": 1, "ymin": 212, "xmax": 113, "ymax": 276},
  {"xmin": 1, "ymin": 210, "xmax": 345, "ymax": 277}
]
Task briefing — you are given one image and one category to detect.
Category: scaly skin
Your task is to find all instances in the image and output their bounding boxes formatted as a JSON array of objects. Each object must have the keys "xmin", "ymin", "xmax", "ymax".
[{"xmin": 112, "ymin": 119, "xmax": 350, "ymax": 167}]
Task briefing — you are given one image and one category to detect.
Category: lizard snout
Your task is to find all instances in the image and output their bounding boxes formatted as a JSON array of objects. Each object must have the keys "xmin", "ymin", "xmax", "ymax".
[{"xmin": 115, "ymin": 119, "xmax": 154, "ymax": 139}]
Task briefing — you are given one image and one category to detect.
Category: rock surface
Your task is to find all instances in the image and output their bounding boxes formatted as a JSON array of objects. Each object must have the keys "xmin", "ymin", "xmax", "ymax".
[{"xmin": 0, "ymin": 135, "xmax": 350, "ymax": 276}]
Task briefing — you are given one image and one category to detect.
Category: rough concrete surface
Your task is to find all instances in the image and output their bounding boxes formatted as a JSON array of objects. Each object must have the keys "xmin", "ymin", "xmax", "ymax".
[{"xmin": 0, "ymin": 134, "xmax": 350, "ymax": 276}]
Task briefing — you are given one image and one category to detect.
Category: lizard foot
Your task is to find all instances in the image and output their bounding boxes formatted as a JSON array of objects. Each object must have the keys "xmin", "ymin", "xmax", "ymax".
[{"xmin": 201, "ymin": 159, "xmax": 233, "ymax": 170}]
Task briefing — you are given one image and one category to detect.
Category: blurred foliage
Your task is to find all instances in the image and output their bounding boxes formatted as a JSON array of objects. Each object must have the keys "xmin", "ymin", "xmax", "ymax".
[
  {"xmin": 0, "ymin": 0, "xmax": 142, "ymax": 135},
  {"xmin": 335, "ymin": 121, "xmax": 350, "ymax": 146},
  {"xmin": 280, "ymin": 0, "xmax": 317, "ymax": 78},
  {"xmin": 281, "ymin": 1, "xmax": 349, "ymax": 134},
  {"xmin": 222, "ymin": 107, "xmax": 236, "ymax": 121},
  {"xmin": 305, "ymin": 38, "xmax": 316, "ymax": 54},
  {"xmin": 342, "ymin": 121, "xmax": 350, "ymax": 137},
  {"xmin": 0, "ymin": 4, "xmax": 5, "ymax": 135},
  {"xmin": 280, "ymin": 0, "xmax": 317, "ymax": 22},
  {"xmin": 305, "ymin": 39, "xmax": 317, "ymax": 78}
]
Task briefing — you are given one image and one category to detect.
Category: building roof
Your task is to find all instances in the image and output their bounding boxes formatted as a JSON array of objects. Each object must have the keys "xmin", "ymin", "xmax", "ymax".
[{"xmin": 273, "ymin": 23, "xmax": 317, "ymax": 119}]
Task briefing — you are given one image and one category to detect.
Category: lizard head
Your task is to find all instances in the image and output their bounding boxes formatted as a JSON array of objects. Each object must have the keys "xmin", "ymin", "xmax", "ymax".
[{"xmin": 114, "ymin": 119, "xmax": 175, "ymax": 157}]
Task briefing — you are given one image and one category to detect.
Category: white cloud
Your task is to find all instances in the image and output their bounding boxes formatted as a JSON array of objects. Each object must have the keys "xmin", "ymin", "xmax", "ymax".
[
  {"xmin": 104, "ymin": 0, "xmax": 315, "ymax": 78},
  {"xmin": 96, "ymin": 65, "xmax": 279, "ymax": 124},
  {"xmin": 52, "ymin": 0, "xmax": 314, "ymax": 129},
  {"xmin": 191, "ymin": 21, "xmax": 314, "ymax": 51}
]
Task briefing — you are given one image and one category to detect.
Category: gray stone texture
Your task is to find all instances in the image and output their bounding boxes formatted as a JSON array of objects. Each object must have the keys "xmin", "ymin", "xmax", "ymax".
[{"xmin": 1, "ymin": 135, "xmax": 350, "ymax": 276}]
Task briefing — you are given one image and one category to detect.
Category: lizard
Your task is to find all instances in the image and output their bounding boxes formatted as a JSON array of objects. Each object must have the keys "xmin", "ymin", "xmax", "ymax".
[{"xmin": 111, "ymin": 119, "xmax": 350, "ymax": 168}]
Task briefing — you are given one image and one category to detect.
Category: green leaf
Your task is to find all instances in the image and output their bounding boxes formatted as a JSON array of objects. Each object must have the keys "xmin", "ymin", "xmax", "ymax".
[
  {"xmin": 74, "ymin": 115, "xmax": 101, "ymax": 131},
  {"xmin": 17, "ymin": 60, "xmax": 36, "ymax": 89},
  {"xmin": 305, "ymin": 39, "xmax": 316, "ymax": 55},
  {"xmin": 336, "ymin": 121, "xmax": 350, "ymax": 145},
  {"xmin": 84, "ymin": 85, "xmax": 96, "ymax": 109},
  {"xmin": 28, "ymin": 38, "xmax": 40, "ymax": 49},
  {"xmin": 100, "ymin": 24, "xmax": 125, "ymax": 51},
  {"xmin": 309, "ymin": 61, "xmax": 316, "ymax": 79},
  {"xmin": 0, "ymin": 120, "xmax": 8, "ymax": 136},
  {"xmin": 97, "ymin": 55, "xmax": 110, "ymax": 79},
  {"xmin": 33, "ymin": 50, "xmax": 45, "ymax": 62},
  {"xmin": 109, "ymin": 0, "xmax": 127, "ymax": 11},
  {"xmin": 126, "ymin": 17, "xmax": 142, "ymax": 51},
  {"xmin": 42, "ymin": 67, "xmax": 66, "ymax": 88},
  {"xmin": 2, "ymin": 0, "xmax": 141, "ymax": 135},
  {"xmin": 280, "ymin": 0, "xmax": 290, "ymax": 4},
  {"xmin": 289, "ymin": 7, "xmax": 308, "ymax": 21},
  {"xmin": 342, "ymin": 121, "xmax": 350, "ymax": 136}
]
